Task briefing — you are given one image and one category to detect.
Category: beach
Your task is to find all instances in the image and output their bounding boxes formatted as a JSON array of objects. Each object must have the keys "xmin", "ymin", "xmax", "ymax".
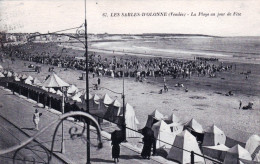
[{"xmin": 1, "ymin": 36, "xmax": 260, "ymax": 145}]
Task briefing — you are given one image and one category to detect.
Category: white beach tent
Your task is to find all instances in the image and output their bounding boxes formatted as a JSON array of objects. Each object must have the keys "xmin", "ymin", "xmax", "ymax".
[
  {"xmin": 24, "ymin": 78, "xmax": 33, "ymax": 85},
  {"xmin": 33, "ymin": 78, "xmax": 42, "ymax": 86},
  {"xmin": 102, "ymin": 93, "xmax": 114, "ymax": 104},
  {"xmin": 90, "ymin": 94, "xmax": 100, "ymax": 109},
  {"xmin": 123, "ymin": 103, "xmax": 140, "ymax": 138},
  {"xmin": 202, "ymin": 124, "xmax": 226, "ymax": 146},
  {"xmin": 151, "ymin": 120, "xmax": 176, "ymax": 149},
  {"xmin": 24, "ymin": 76, "xmax": 33, "ymax": 85},
  {"xmin": 42, "ymin": 73, "xmax": 69, "ymax": 88},
  {"xmin": 14, "ymin": 76, "xmax": 20, "ymax": 81},
  {"xmin": 6, "ymin": 71, "xmax": 12, "ymax": 77},
  {"xmin": 56, "ymin": 89, "xmax": 63, "ymax": 96},
  {"xmin": 245, "ymin": 134, "xmax": 260, "ymax": 162},
  {"xmin": 202, "ymin": 144, "xmax": 229, "ymax": 161},
  {"xmin": 224, "ymin": 144, "xmax": 252, "ymax": 164},
  {"xmin": 26, "ymin": 75, "xmax": 34, "ymax": 81},
  {"xmin": 71, "ymin": 92, "xmax": 82, "ymax": 103},
  {"xmin": 104, "ymin": 99, "xmax": 121, "ymax": 122},
  {"xmin": 99, "ymin": 93, "xmax": 114, "ymax": 111},
  {"xmin": 185, "ymin": 118, "xmax": 204, "ymax": 134},
  {"xmin": 49, "ymin": 88, "xmax": 56, "ymax": 93},
  {"xmin": 168, "ymin": 122, "xmax": 184, "ymax": 135},
  {"xmin": 67, "ymin": 84, "xmax": 79, "ymax": 94},
  {"xmin": 145, "ymin": 109, "xmax": 164, "ymax": 128},
  {"xmin": 21, "ymin": 74, "xmax": 28, "ymax": 80},
  {"xmin": 41, "ymin": 86, "xmax": 48, "ymax": 91},
  {"xmin": 0, "ymin": 72, "xmax": 4, "ymax": 77},
  {"xmin": 167, "ymin": 130, "xmax": 205, "ymax": 164},
  {"xmin": 164, "ymin": 113, "xmax": 181, "ymax": 124}
]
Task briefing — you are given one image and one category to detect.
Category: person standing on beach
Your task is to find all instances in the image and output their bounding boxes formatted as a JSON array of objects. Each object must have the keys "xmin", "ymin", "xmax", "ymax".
[
  {"xmin": 98, "ymin": 78, "xmax": 101, "ymax": 85},
  {"xmin": 33, "ymin": 109, "xmax": 42, "ymax": 130},
  {"xmin": 239, "ymin": 100, "xmax": 242, "ymax": 109}
]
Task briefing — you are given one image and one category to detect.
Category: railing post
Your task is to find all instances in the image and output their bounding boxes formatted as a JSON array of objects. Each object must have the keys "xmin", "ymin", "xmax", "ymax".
[{"xmin": 191, "ymin": 151, "xmax": 194, "ymax": 164}]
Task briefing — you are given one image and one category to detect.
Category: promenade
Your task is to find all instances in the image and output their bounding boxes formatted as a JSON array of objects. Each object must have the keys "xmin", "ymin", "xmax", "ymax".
[{"xmin": 0, "ymin": 86, "xmax": 174, "ymax": 164}]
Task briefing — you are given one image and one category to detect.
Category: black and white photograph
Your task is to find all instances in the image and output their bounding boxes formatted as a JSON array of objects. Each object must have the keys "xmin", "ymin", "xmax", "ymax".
[{"xmin": 0, "ymin": 0, "xmax": 259, "ymax": 163}]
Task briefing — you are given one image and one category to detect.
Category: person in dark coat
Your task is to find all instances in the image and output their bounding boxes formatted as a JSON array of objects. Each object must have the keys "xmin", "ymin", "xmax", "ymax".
[
  {"xmin": 141, "ymin": 127, "xmax": 155, "ymax": 159},
  {"xmin": 111, "ymin": 139, "xmax": 120, "ymax": 163},
  {"xmin": 111, "ymin": 130, "xmax": 123, "ymax": 163},
  {"xmin": 97, "ymin": 78, "xmax": 101, "ymax": 85}
]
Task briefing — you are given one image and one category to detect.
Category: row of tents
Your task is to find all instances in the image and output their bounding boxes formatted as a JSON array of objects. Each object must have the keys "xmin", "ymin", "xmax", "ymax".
[
  {"xmin": 1, "ymin": 65, "xmax": 259, "ymax": 163},
  {"xmin": 0, "ymin": 69, "xmax": 140, "ymax": 138},
  {"xmin": 144, "ymin": 109, "xmax": 260, "ymax": 163}
]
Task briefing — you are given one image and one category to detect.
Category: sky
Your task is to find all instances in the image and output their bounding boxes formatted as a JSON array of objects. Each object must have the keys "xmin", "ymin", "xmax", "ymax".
[{"xmin": 0, "ymin": 0, "xmax": 260, "ymax": 36}]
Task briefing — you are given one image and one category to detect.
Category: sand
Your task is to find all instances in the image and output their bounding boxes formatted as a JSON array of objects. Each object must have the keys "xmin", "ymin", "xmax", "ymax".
[{"xmin": 1, "ymin": 41, "xmax": 259, "ymax": 145}]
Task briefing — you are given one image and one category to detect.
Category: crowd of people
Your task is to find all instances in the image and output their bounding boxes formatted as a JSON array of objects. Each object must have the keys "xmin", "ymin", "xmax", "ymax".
[{"xmin": 3, "ymin": 43, "xmax": 234, "ymax": 82}]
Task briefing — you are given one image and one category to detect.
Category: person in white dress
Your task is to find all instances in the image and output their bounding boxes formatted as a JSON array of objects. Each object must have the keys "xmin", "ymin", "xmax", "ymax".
[{"xmin": 33, "ymin": 109, "xmax": 42, "ymax": 130}]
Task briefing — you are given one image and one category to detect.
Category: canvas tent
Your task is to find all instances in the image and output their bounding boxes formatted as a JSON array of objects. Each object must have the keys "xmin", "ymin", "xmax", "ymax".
[
  {"xmin": 164, "ymin": 113, "xmax": 181, "ymax": 124},
  {"xmin": 26, "ymin": 75, "xmax": 34, "ymax": 81},
  {"xmin": 49, "ymin": 88, "xmax": 56, "ymax": 93},
  {"xmin": 168, "ymin": 122, "xmax": 184, "ymax": 135},
  {"xmin": 41, "ymin": 86, "xmax": 48, "ymax": 91},
  {"xmin": 99, "ymin": 93, "xmax": 114, "ymax": 111},
  {"xmin": 224, "ymin": 144, "xmax": 252, "ymax": 164},
  {"xmin": 21, "ymin": 74, "xmax": 28, "ymax": 80},
  {"xmin": 151, "ymin": 120, "xmax": 176, "ymax": 148},
  {"xmin": 56, "ymin": 89, "xmax": 63, "ymax": 96},
  {"xmin": 121, "ymin": 103, "xmax": 140, "ymax": 138},
  {"xmin": 202, "ymin": 125, "xmax": 226, "ymax": 146},
  {"xmin": 103, "ymin": 99, "xmax": 121, "ymax": 122},
  {"xmin": 145, "ymin": 109, "xmax": 164, "ymax": 128},
  {"xmin": 90, "ymin": 94, "xmax": 100, "ymax": 109},
  {"xmin": 185, "ymin": 118, "xmax": 204, "ymax": 143},
  {"xmin": 202, "ymin": 144, "xmax": 229, "ymax": 161},
  {"xmin": 71, "ymin": 92, "xmax": 82, "ymax": 103},
  {"xmin": 167, "ymin": 130, "xmax": 205, "ymax": 164},
  {"xmin": 245, "ymin": 135, "xmax": 260, "ymax": 162},
  {"xmin": 6, "ymin": 71, "xmax": 12, "ymax": 77},
  {"xmin": 24, "ymin": 76, "xmax": 33, "ymax": 85},
  {"xmin": 185, "ymin": 118, "xmax": 204, "ymax": 133},
  {"xmin": 42, "ymin": 73, "xmax": 69, "ymax": 88},
  {"xmin": 33, "ymin": 78, "xmax": 42, "ymax": 86},
  {"xmin": 0, "ymin": 72, "xmax": 4, "ymax": 78},
  {"xmin": 67, "ymin": 84, "xmax": 78, "ymax": 94}
]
